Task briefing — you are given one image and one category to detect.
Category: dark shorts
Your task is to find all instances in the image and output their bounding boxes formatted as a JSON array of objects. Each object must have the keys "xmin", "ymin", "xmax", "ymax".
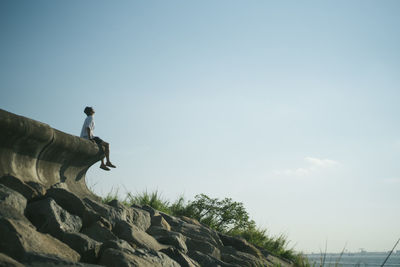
[{"xmin": 92, "ymin": 136, "xmax": 104, "ymax": 145}]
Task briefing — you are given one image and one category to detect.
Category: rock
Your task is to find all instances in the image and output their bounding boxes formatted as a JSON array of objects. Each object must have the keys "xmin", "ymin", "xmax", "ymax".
[
  {"xmin": 113, "ymin": 220, "xmax": 165, "ymax": 251},
  {"xmin": 186, "ymin": 237, "xmax": 221, "ymax": 259},
  {"xmin": 21, "ymin": 252, "xmax": 101, "ymax": 266},
  {"xmin": 0, "ymin": 202, "xmax": 30, "ymax": 223},
  {"xmin": 45, "ymin": 187, "xmax": 104, "ymax": 228},
  {"xmin": 99, "ymin": 248, "xmax": 180, "ymax": 267},
  {"xmin": 25, "ymin": 198, "xmax": 82, "ymax": 239},
  {"xmin": 221, "ymin": 246, "xmax": 267, "ymax": 267},
  {"xmin": 46, "ymin": 187, "xmax": 87, "ymax": 217},
  {"xmin": 150, "ymin": 214, "xmax": 171, "ymax": 231},
  {"xmin": 147, "ymin": 226, "xmax": 188, "ymax": 253},
  {"xmin": 61, "ymin": 232, "xmax": 101, "ymax": 264},
  {"xmin": 0, "ymin": 184, "xmax": 27, "ymax": 215},
  {"xmin": 130, "ymin": 206, "xmax": 151, "ymax": 231},
  {"xmin": 218, "ymin": 233, "xmax": 262, "ymax": 258},
  {"xmin": 188, "ymin": 250, "xmax": 236, "ymax": 267},
  {"xmin": 139, "ymin": 204, "xmax": 158, "ymax": 216},
  {"xmin": 83, "ymin": 198, "xmax": 132, "ymax": 227},
  {"xmin": 98, "ymin": 248, "xmax": 138, "ymax": 267},
  {"xmin": 158, "ymin": 211, "xmax": 183, "ymax": 228},
  {"xmin": 180, "ymin": 216, "xmax": 201, "ymax": 226},
  {"xmin": 81, "ymin": 221, "xmax": 118, "ymax": 243},
  {"xmin": 160, "ymin": 247, "xmax": 200, "ymax": 267},
  {"xmin": 165, "ymin": 216, "xmax": 223, "ymax": 249},
  {"xmin": 82, "ymin": 207, "xmax": 109, "ymax": 229},
  {"xmin": 0, "ymin": 175, "xmax": 41, "ymax": 201},
  {"xmin": 26, "ymin": 181, "xmax": 47, "ymax": 197},
  {"xmin": 0, "ymin": 252, "xmax": 24, "ymax": 267},
  {"xmin": 0, "ymin": 186, "xmax": 29, "ymax": 223},
  {"xmin": 190, "ymin": 224, "xmax": 223, "ymax": 248},
  {"xmin": 257, "ymin": 248, "xmax": 294, "ymax": 267},
  {"xmin": 107, "ymin": 199, "xmax": 152, "ymax": 231},
  {"xmin": 157, "ymin": 212, "xmax": 225, "ymax": 258},
  {"xmin": 100, "ymin": 239, "xmax": 136, "ymax": 255},
  {"xmin": 0, "ymin": 217, "xmax": 80, "ymax": 262}
]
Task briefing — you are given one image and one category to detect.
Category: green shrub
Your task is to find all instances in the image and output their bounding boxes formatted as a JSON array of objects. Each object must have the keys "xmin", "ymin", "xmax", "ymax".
[{"xmin": 181, "ymin": 194, "xmax": 254, "ymax": 233}]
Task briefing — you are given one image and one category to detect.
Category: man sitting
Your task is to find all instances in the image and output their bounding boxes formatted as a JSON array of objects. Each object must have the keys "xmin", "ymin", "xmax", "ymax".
[{"xmin": 80, "ymin": 106, "xmax": 116, "ymax": 171}]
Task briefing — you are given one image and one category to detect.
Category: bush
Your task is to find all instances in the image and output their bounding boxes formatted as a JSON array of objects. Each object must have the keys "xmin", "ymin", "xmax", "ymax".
[{"xmin": 180, "ymin": 194, "xmax": 254, "ymax": 233}]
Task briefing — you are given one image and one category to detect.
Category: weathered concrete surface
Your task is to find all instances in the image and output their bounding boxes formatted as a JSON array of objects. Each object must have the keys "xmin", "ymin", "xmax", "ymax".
[{"xmin": 0, "ymin": 109, "xmax": 103, "ymax": 200}]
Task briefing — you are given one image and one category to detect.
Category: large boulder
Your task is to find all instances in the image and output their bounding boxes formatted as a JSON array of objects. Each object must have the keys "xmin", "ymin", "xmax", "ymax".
[
  {"xmin": 180, "ymin": 216, "xmax": 202, "ymax": 226},
  {"xmin": 45, "ymin": 187, "xmax": 104, "ymax": 228},
  {"xmin": 130, "ymin": 206, "xmax": 151, "ymax": 231},
  {"xmin": 138, "ymin": 204, "xmax": 158, "ymax": 216},
  {"xmin": 99, "ymin": 248, "xmax": 180, "ymax": 267},
  {"xmin": 46, "ymin": 187, "xmax": 87, "ymax": 217},
  {"xmin": 61, "ymin": 232, "xmax": 102, "ymax": 264},
  {"xmin": 160, "ymin": 213, "xmax": 223, "ymax": 249},
  {"xmin": 220, "ymin": 246, "xmax": 268, "ymax": 267},
  {"xmin": 0, "ymin": 252, "xmax": 24, "ymax": 267},
  {"xmin": 25, "ymin": 198, "xmax": 82, "ymax": 239},
  {"xmin": 160, "ymin": 247, "xmax": 200, "ymax": 267},
  {"xmin": 158, "ymin": 212, "xmax": 183, "ymax": 228},
  {"xmin": 186, "ymin": 237, "xmax": 221, "ymax": 259},
  {"xmin": 81, "ymin": 221, "xmax": 118, "ymax": 243},
  {"xmin": 150, "ymin": 214, "xmax": 171, "ymax": 230},
  {"xmin": 0, "ymin": 217, "xmax": 80, "ymax": 262},
  {"xmin": 107, "ymin": 199, "xmax": 151, "ymax": 231},
  {"xmin": 0, "ymin": 185, "xmax": 30, "ymax": 224},
  {"xmin": 219, "ymin": 233, "xmax": 262, "ymax": 258},
  {"xmin": 188, "ymin": 250, "xmax": 236, "ymax": 267},
  {"xmin": 100, "ymin": 239, "xmax": 136, "ymax": 255},
  {"xmin": 147, "ymin": 226, "xmax": 188, "ymax": 253},
  {"xmin": 0, "ymin": 175, "xmax": 43, "ymax": 201},
  {"xmin": 0, "ymin": 184, "xmax": 27, "ymax": 215},
  {"xmin": 113, "ymin": 220, "xmax": 165, "ymax": 251},
  {"xmin": 83, "ymin": 198, "xmax": 133, "ymax": 227},
  {"xmin": 26, "ymin": 181, "xmax": 47, "ymax": 197},
  {"xmin": 21, "ymin": 252, "xmax": 101, "ymax": 267},
  {"xmin": 0, "ymin": 202, "xmax": 30, "ymax": 223},
  {"xmin": 257, "ymin": 248, "xmax": 294, "ymax": 267}
]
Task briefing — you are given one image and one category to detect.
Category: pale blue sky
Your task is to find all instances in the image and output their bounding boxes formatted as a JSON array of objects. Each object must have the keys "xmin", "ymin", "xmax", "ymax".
[{"xmin": 1, "ymin": 0, "xmax": 400, "ymax": 253}]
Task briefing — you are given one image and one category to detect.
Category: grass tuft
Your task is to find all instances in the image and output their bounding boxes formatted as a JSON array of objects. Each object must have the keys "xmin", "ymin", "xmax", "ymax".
[{"xmin": 125, "ymin": 190, "xmax": 171, "ymax": 214}]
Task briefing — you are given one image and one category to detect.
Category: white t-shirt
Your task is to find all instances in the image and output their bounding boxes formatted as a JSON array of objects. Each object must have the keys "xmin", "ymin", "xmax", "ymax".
[{"xmin": 80, "ymin": 115, "xmax": 95, "ymax": 139}]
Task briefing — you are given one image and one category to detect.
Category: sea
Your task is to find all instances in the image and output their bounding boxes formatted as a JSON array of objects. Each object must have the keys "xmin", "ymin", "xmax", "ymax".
[{"xmin": 307, "ymin": 252, "xmax": 400, "ymax": 266}]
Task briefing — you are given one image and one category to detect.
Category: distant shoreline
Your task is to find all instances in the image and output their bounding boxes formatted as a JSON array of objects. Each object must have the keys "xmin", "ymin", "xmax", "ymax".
[{"xmin": 307, "ymin": 251, "xmax": 400, "ymax": 256}]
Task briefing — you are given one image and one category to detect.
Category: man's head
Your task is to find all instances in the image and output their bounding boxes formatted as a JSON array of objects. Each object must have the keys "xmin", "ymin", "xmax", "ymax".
[{"xmin": 84, "ymin": 106, "xmax": 95, "ymax": 116}]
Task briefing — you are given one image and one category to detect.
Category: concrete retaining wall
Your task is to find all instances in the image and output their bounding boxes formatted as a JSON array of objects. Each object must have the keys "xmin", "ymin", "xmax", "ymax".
[{"xmin": 0, "ymin": 109, "xmax": 103, "ymax": 199}]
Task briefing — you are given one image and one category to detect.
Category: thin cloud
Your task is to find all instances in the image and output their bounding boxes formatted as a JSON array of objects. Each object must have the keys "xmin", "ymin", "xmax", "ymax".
[
  {"xmin": 305, "ymin": 157, "xmax": 339, "ymax": 167},
  {"xmin": 274, "ymin": 157, "xmax": 339, "ymax": 177}
]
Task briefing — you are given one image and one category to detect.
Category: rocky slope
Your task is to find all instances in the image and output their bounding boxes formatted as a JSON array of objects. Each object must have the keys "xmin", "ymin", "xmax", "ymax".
[{"xmin": 0, "ymin": 109, "xmax": 293, "ymax": 266}]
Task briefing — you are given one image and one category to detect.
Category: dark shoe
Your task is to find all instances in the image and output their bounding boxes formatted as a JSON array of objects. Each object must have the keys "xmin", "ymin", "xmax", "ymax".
[
  {"xmin": 100, "ymin": 164, "xmax": 110, "ymax": 171},
  {"xmin": 106, "ymin": 162, "xmax": 116, "ymax": 168}
]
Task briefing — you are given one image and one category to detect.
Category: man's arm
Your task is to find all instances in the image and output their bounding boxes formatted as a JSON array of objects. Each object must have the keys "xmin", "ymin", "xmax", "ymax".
[{"xmin": 86, "ymin": 127, "xmax": 92, "ymax": 139}]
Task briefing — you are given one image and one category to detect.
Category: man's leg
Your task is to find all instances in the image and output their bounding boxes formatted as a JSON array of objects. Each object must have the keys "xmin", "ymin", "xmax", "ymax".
[
  {"xmin": 100, "ymin": 157, "xmax": 110, "ymax": 171},
  {"xmin": 103, "ymin": 142, "xmax": 116, "ymax": 168},
  {"xmin": 93, "ymin": 137, "xmax": 111, "ymax": 171}
]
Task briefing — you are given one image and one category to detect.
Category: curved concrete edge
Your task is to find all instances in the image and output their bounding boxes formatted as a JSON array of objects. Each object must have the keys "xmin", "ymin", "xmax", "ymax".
[{"xmin": 0, "ymin": 109, "xmax": 103, "ymax": 200}]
